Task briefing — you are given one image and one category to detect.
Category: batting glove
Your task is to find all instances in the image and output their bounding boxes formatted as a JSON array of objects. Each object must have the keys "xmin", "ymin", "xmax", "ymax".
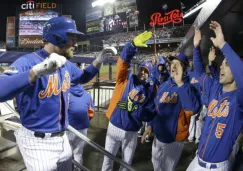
[
  {"xmin": 32, "ymin": 53, "xmax": 66, "ymax": 78},
  {"xmin": 117, "ymin": 96, "xmax": 138, "ymax": 113},
  {"xmin": 96, "ymin": 47, "xmax": 118, "ymax": 63},
  {"xmin": 132, "ymin": 31, "xmax": 152, "ymax": 48}
]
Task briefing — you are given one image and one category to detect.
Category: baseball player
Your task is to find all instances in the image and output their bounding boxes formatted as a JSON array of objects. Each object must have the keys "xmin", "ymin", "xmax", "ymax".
[
  {"xmin": 137, "ymin": 57, "xmax": 169, "ymax": 139},
  {"xmin": 142, "ymin": 52, "xmax": 201, "ymax": 171},
  {"xmin": 102, "ymin": 31, "xmax": 156, "ymax": 171},
  {"xmin": 66, "ymin": 82, "xmax": 95, "ymax": 167},
  {"xmin": 186, "ymin": 22, "xmax": 243, "ymax": 171},
  {"xmin": 0, "ymin": 16, "xmax": 116, "ymax": 171}
]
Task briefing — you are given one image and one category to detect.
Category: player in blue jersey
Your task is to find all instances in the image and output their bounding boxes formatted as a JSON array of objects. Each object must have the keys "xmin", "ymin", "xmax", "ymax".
[
  {"xmin": 142, "ymin": 52, "xmax": 201, "ymax": 171},
  {"xmin": 187, "ymin": 22, "xmax": 243, "ymax": 171},
  {"xmin": 102, "ymin": 31, "xmax": 157, "ymax": 171},
  {"xmin": 67, "ymin": 81, "xmax": 95, "ymax": 167},
  {"xmin": 0, "ymin": 17, "xmax": 116, "ymax": 171}
]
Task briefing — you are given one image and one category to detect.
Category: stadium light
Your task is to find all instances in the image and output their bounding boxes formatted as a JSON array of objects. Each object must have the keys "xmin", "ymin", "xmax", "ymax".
[
  {"xmin": 92, "ymin": 0, "xmax": 115, "ymax": 8},
  {"xmin": 183, "ymin": 0, "xmax": 206, "ymax": 19}
]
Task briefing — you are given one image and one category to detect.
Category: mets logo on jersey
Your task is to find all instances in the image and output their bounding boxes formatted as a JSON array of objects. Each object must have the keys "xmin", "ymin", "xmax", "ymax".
[
  {"xmin": 207, "ymin": 99, "xmax": 230, "ymax": 118},
  {"xmin": 207, "ymin": 99, "xmax": 230, "ymax": 138},
  {"xmin": 38, "ymin": 71, "xmax": 70, "ymax": 99},
  {"xmin": 191, "ymin": 77, "xmax": 199, "ymax": 84},
  {"xmin": 128, "ymin": 89, "xmax": 146, "ymax": 103},
  {"xmin": 159, "ymin": 92, "xmax": 177, "ymax": 103}
]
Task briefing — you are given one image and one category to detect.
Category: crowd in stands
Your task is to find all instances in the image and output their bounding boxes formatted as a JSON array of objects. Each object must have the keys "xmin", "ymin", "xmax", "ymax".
[{"xmin": 103, "ymin": 25, "xmax": 190, "ymax": 45}]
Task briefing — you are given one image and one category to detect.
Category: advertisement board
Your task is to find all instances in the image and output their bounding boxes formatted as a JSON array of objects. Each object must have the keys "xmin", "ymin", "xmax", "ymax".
[
  {"xmin": 86, "ymin": 19, "xmax": 104, "ymax": 34},
  {"xmin": 19, "ymin": 35, "xmax": 44, "ymax": 47},
  {"xmin": 18, "ymin": 9, "xmax": 58, "ymax": 46},
  {"xmin": 6, "ymin": 17, "xmax": 15, "ymax": 47}
]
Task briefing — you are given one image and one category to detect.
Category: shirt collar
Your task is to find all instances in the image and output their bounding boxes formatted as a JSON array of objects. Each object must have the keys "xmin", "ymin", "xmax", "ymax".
[{"xmin": 35, "ymin": 48, "xmax": 50, "ymax": 59}]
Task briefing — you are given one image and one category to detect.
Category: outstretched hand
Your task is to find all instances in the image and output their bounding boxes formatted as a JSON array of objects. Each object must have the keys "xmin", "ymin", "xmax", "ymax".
[
  {"xmin": 133, "ymin": 31, "xmax": 152, "ymax": 48},
  {"xmin": 208, "ymin": 46, "xmax": 216, "ymax": 65},
  {"xmin": 209, "ymin": 21, "xmax": 226, "ymax": 49},
  {"xmin": 96, "ymin": 47, "xmax": 118, "ymax": 63}
]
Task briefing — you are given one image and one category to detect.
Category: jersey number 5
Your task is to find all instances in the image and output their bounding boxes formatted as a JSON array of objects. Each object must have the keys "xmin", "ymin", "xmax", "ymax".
[{"xmin": 215, "ymin": 123, "xmax": 226, "ymax": 138}]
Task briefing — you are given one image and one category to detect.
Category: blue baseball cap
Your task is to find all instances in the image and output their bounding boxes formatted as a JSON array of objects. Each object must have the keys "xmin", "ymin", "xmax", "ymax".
[{"xmin": 168, "ymin": 53, "xmax": 188, "ymax": 66}]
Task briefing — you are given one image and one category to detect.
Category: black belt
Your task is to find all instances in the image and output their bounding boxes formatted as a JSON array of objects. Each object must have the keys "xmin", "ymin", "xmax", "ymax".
[{"xmin": 34, "ymin": 131, "xmax": 65, "ymax": 138}]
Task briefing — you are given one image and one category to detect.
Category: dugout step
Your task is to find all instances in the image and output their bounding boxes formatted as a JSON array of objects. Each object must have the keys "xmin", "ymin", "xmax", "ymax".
[
  {"xmin": 0, "ymin": 157, "xmax": 26, "ymax": 171},
  {"xmin": 0, "ymin": 137, "xmax": 16, "ymax": 153}
]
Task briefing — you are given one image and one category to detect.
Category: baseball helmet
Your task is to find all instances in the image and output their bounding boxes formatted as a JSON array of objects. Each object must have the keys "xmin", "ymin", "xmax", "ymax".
[{"xmin": 42, "ymin": 16, "xmax": 84, "ymax": 46}]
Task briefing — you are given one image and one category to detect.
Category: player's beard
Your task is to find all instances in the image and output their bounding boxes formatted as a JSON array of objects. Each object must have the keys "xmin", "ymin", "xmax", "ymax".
[{"xmin": 60, "ymin": 48, "xmax": 74, "ymax": 59}]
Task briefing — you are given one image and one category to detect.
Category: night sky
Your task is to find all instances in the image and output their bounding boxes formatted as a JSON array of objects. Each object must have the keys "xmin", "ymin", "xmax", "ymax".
[{"xmin": 0, "ymin": 0, "xmax": 197, "ymax": 42}]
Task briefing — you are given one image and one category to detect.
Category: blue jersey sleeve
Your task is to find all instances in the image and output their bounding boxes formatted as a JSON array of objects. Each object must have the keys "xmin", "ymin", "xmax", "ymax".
[
  {"xmin": 193, "ymin": 47, "xmax": 220, "ymax": 104},
  {"xmin": 177, "ymin": 83, "xmax": 201, "ymax": 115},
  {"xmin": 221, "ymin": 43, "xmax": 243, "ymax": 109},
  {"xmin": 135, "ymin": 89, "xmax": 157, "ymax": 122},
  {"xmin": 68, "ymin": 62, "xmax": 99, "ymax": 84},
  {"xmin": 0, "ymin": 57, "xmax": 32, "ymax": 102}
]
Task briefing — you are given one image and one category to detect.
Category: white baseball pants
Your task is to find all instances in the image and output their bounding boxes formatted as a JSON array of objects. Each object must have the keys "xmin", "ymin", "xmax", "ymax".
[
  {"xmin": 187, "ymin": 155, "xmax": 229, "ymax": 171},
  {"xmin": 102, "ymin": 122, "xmax": 137, "ymax": 171},
  {"xmin": 152, "ymin": 137, "xmax": 184, "ymax": 171},
  {"xmin": 67, "ymin": 128, "xmax": 87, "ymax": 165},
  {"xmin": 14, "ymin": 126, "xmax": 72, "ymax": 171}
]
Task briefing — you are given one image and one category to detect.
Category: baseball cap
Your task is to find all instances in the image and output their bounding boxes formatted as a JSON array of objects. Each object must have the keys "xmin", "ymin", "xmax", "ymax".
[{"xmin": 168, "ymin": 53, "xmax": 188, "ymax": 66}]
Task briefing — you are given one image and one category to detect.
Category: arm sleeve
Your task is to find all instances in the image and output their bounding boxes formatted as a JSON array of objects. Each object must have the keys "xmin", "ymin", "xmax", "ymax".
[
  {"xmin": 0, "ymin": 57, "xmax": 32, "ymax": 102},
  {"xmin": 221, "ymin": 43, "xmax": 243, "ymax": 109},
  {"xmin": 136, "ymin": 90, "xmax": 157, "ymax": 122},
  {"xmin": 193, "ymin": 47, "xmax": 205, "ymax": 78},
  {"xmin": 70, "ymin": 62, "xmax": 99, "ymax": 84},
  {"xmin": 221, "ymin": 43, "xmax": 243, "ymax": 89},
  {"xmin": 177, "ymin": 83, "xmax": 201, "ymax": 115},
  {"xmin": 193, "ymin": 47, "xmax": 217, "ymax": 100},
  {"xmin": 116, "ymin": 43, "xmax": 138, "ymax": 83}
]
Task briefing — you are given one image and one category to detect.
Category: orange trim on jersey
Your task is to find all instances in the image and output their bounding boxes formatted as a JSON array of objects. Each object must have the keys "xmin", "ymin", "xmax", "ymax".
[
  {"xmin": 175, "ymin": 109, "xmax": 192, "ymax": 141},
  {"xmin": 88, "ymin": 101, "xmax": 95, "ymax": 119},
  {"xmin": 106, "ymin": 58, "xmax": 130, "ymax": 120},
  {"xmin": 116, "ymin": 58, "xmax": 130, "ymax": 83},
  {"xmin": 201, "ymin": 96, "xmax": 229, "ymax": 159},
  {"xmin": 201, "ymin": 117, "xmax": 216, "ymax": 159},
  {"xmin": 202, "ymin": 75, "xmax": 207, "ymax": 94}
]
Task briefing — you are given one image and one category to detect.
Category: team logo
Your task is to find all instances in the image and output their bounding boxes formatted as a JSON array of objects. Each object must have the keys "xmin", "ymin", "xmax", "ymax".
[
  {"xmin": 208, "ymin": 99, "xmax": 230, "ymax": 118},
  {"xmin": 128, "ymin": 89, "xmax": 146, "ymax": 103},
  {"xmin": 159, "ymin": 92, "xmax": 177, "ymax": 103},
  {"xmin": 38, "ymin": 71, "xmax": 70, "ymax": 99}
]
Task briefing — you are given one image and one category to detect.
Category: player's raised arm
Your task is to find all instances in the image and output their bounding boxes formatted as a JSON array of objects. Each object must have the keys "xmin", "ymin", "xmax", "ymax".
[
  {"xmin": 209, "ymin": 21, "xmax": 243, "ymax": 108},
  {"xmin": 0, "ymin": 53, "xmax": 66, "ymax": 102},
  {"xmin": 210, "ymin": 21, "xmax": 243, "ymax": 89},
  {"xmin": 71, "ymin": 47, "xmax": 118, "ymax": 84},
  {"xmin": 116, "ymin": 31, "xmax": 152, "ymax": 83}
]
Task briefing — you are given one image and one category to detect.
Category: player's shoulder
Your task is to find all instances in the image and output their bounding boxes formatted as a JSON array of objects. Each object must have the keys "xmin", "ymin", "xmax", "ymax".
[{"xmin": 13, "ymin": 52, "xmax": 39, "ymax": 64}]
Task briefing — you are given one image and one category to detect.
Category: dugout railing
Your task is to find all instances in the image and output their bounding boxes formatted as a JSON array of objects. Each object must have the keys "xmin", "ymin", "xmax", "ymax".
[{"xmin": 0, "ymin": 101, "xmax": 136, "ymax": 171}]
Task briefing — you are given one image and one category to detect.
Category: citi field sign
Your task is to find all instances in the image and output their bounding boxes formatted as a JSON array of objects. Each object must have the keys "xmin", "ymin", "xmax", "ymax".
[
  {"xmin": 21, "ymin": 0, "xmax": 56, "ymax": 10},
  {"xmin": 149, "ymin": 9, "xmax": 183, "ymax": 26}
]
